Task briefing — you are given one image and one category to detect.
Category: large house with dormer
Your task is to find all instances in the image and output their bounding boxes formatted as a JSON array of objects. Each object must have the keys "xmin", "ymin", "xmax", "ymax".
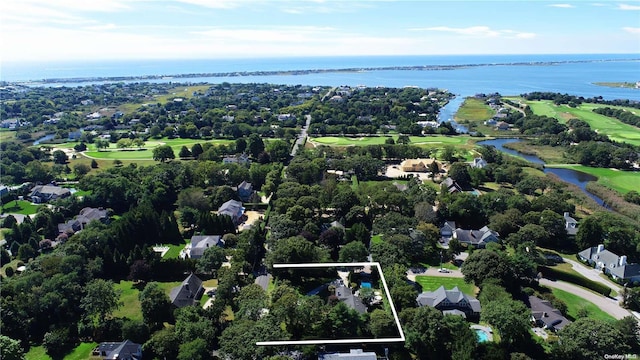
[{"xmin": 578, "ymin": 244, "xmax": 640, "ymax": 283}]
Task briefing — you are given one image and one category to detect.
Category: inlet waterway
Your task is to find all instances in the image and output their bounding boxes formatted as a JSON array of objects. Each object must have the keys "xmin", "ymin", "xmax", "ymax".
[{"xmin": 476, "ymin": 138, "xmax": 605, "ymax": 206}]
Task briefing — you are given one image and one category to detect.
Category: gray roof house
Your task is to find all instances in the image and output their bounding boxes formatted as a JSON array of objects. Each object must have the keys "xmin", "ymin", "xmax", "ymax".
[
  {"xmin": 453, "ymin": 226, "xmax": 499, "ymax": 248},
  {"xmin": 563, "ymin": 212, "xmax": 578, "ymax": 236},
  {"xmin": 57, "ymin": 207, "xmax": 109, "ymax": 235},
  {"xmin": 170, "ymin": 273, "xmax": 204, "ymax": 308},
  {"xmin": 29, "ymin": 185, "xmax": 71, "ymax": 203},
  {"xmin": 334, "ymin": 281, "xmax": 367, "ymax": 314},
  {"xmin": 440, "ymin": 220, "xmax": 456, "ymax": 240},
  {"xmin": 319, "ymin": 349, "xmax": 377, "ymax": 360},
  {"xmin": 237, "ymin": 181, "xmax": 253, "ymax": 202},
  {"xmin": 528, "ymin": 296, "xmax": 571, "ymax": 331},
  {"xmin": 189, "ymin": 235, "xmax": 223, "ymax": 259},
  {"xmin": 416, "ymin": 285, "xmax": 481, "ymax": 319},
  {"xmin": 442, "ymin": 177, "xmax": 462, "ymax": 194},
  {"xmin": 218, "ymin": 199, "xmax": 245, "ymax": 225},
  {"xmin": 578, "ymin": 244, "xmax": 640, "ymax": 283},
  {"xmin": 93, "ymin": 340, "xmax": 142, "ymax": 360},
  {"xmin": 471, "ymin": 157, "xmax": 488, "ymax": 169}
]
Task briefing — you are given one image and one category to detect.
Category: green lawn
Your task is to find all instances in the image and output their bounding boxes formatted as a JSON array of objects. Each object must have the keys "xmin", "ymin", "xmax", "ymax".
[
  {"xmin": 113, "ymin": 281, "xmax": 143, "ymax": 322},
  {"xmin": 546, "ymin": 164, "xmax": 640, "ymax": 194},
  {"xmin": 63, "ymin": 342, "xmax": 98, "ymax": 360},
  {"xmin": 1, "ymin": 200, "xmax": 41, "ymax": 215},
  {"xmin": 25, "ymin": 346, "xmax": 52, "ymax": 360},
  {"xmin": 415, "ymin": 275, "xmax": 477, "ymax": 295},
  {"xmin": 520, "ymin": 99, "xmax": 640, "ymax": 146},
  {"xmin": 455, "ymin": 98, "xmax": 495, "ymax": 122},
  {"xmin": 310, "ymin": 135, "xmax": 470, "ymax": 146},
  {"xmin": 82, "ymin": 138, "xmax": 234, "ymax": 160},
  {"xmin": 371, "ymin": 234, "xmax": 383, "ymax": 245},
  {"xmin": 550, "ymin": 288, "xmax": 616, "ymax": 323}
]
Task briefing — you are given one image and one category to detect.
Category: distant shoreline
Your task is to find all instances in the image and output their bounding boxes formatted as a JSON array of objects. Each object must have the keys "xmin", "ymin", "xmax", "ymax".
[
  {"xmin": 593, "ymin": 81, "xmax": 639, "ymax": 89},
  {"xmin": 8, "ymin": 58, "xmax": 639, "ymax": 85}
]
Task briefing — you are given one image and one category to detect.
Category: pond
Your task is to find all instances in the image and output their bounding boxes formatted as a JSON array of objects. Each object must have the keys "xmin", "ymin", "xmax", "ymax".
[
  {"xmin": 33, "ymin": 134, "xmax": 55, "ymax": 145},
  {"xmin": 476, "ymin": 138, "xmax": 605, "ymax": 206}
]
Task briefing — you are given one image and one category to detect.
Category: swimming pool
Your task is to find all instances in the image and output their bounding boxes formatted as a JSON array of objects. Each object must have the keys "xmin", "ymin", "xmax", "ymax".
[
  {"xmin": 361, "ymin": 282, "xmax": 372, "ymax": 288},
  {"xmin": 475, "ymin": 329, "xmax": 490, "ymax": 343}
]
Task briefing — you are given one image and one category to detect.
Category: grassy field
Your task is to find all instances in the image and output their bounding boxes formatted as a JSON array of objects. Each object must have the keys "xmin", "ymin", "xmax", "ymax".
[
  {"xmin": 25, "ymin": 346, "xmax": 52, "ymax": 360},
  {"xmin": 0, "ymin": 130, "xmax": 16, "ymax": 142},
  {"xmin": 62, "ymin": 342, "xmax": 99, "ymax": 360},
  {"xmin": 113, "ymin": 280, "xmax": 144, "ymax": 322},
  {"xmin": 117, "ymin": 85, "xmax": 212, "ymax": 114},
  {"xmin": 415, "ymin": 275, "xmax": 477, "ymax": 295},
  {"xmin": 80, "ymin": 138, "xmax": 234, "ymax": 160},
  {"xmin": 517, "ymin": 99, "xmax": 640, "ymax": 146},
  {"xmin": 1, "ymin": 200, "xmax": 41, "ymax": 215},
  {"xmin": 310, "ymin": 135, "xmax": 471, "ymax": 146},
  {"xmin": 455, "ymin": 98, "xmax": 495, "ymax": 122},
  {"xmin": 546, "ymin": 164, "xmax": 640, "ymax": 194},
  {"xmin": 550, "ymin": 288, "xmax": 616, "ymax": 323}
]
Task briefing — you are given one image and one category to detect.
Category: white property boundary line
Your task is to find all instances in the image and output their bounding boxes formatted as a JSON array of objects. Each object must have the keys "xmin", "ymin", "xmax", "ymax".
[{"xmin": 256, "ymin": 262, "xmax": 405, "ymax": 346}]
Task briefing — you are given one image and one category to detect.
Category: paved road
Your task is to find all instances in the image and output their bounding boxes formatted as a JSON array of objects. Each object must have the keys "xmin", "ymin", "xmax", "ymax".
[
  {"xmin": 562, "ymin": 256, "xmax": 622, "ymax": 297},
  {"xmin": 539, "ymin": 278, "xmax": 632, "ymax": 320},
  {"xmin": 291, "ymin": 114, "xmax": 311, "ymax": 157}
]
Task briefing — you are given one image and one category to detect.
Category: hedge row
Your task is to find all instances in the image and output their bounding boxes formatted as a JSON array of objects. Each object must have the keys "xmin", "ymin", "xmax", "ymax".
[{"xmin": 538, "ymin": 265, "xmax": 612, "ymax": 297}]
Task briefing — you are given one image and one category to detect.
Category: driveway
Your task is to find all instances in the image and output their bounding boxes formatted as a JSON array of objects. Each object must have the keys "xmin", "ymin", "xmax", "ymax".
[
  {"xmin": 539, "ymin": 278, "xmax": 632, "ymax": 320},
  {"xmin": 562, "ymin": 256, "xmax": 622, "ymax": 297}
]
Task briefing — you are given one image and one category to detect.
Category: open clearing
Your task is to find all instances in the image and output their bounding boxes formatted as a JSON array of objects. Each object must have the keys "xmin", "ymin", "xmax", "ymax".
[
  {"xmin": 546, "ymin": 164, "xmax": 640, "ymax": 194},
  {"xmin": 515, "ymin": 99, "xmax": 640, "ymax": 146},
  {"xmin": 80, "ymin": 138, "xmax": 234, "ymax": 160},
  {"xmin": 310, "ymin": 135, "xmax": 470, "ymax": 146}
]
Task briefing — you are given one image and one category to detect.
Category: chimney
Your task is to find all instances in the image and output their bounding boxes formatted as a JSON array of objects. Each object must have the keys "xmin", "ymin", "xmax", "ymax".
[
  {"xmin": 597, "ymin": 244, "xmax": 604, "ymax": 253},
  {"xmin": 564, "ymin": 212, "xmax": 569, "ymax": 218},
  {"xmin": 620, "ymin": 255, "xmax": 627, "ymax": 266}
]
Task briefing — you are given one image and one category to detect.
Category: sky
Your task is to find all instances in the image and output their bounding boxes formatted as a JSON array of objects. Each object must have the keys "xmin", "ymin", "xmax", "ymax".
[{"xmin": 1, "ymin": 0, "xmax": 639, "ymax": 62}]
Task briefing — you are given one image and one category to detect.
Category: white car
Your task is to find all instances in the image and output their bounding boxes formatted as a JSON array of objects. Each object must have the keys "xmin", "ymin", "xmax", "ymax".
[{"xmin": 437, "ymin": 268, "xmax": 450, "ymax": 273}]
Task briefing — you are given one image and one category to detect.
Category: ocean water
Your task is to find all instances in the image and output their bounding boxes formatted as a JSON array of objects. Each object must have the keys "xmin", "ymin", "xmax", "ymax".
[{"xmin": 2, "ymin": 54, "xmax": 639, "ymax": 100}]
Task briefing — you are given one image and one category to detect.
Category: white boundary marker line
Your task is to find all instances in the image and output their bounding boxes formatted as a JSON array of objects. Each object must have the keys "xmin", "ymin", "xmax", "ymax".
[{"xmin": 256, "ymin": 262, "xmax": 405, "ymax": 346}]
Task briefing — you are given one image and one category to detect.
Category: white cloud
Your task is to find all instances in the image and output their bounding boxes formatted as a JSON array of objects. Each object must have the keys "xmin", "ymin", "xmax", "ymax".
[
  {"xmin": 171, "ymin": 0, "xmax": 249, "ymax": 9},
  {"xmin": 412, "ymin": 26, "xmax": 536, "ymax": 39},
  {"xmin": 548, "ymin": 3, "xmax": 575, "ymax": 8},
  {"xmin": 623, "ymin": 26, "xmax": 640, "ymax": 33},
  {"xmin": 618, "ymin": 3, "xmax": 640, "ymax": 10}
]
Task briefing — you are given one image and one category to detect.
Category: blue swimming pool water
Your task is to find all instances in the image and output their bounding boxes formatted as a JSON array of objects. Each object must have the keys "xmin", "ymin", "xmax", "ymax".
[
  {"xmin": 361, "ymin": 282, "xmax": 372, "ymax": 288},
  {"xmin": 475, "ymin": 329, "xmax": 490, "ymax": 343}
]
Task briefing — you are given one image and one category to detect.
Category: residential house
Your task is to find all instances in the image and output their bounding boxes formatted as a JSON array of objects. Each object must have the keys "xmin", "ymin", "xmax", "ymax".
[
  {"xmin": 170, "ymin": 273, "xmax": 204, "ymax": 308},
  {"xmin": 57, "ymin": 207, "xmax": 109, "ymax": 235},
  {"xmin": 188, "ymin": 235, "xmax": 223, "ymax": 259},
  {"xmin": 416, "ymin": 285, "xmax": 481, "ymax": 319},
  {"xmin": 277, "ymin": 113, "xmax": 296, "ymax": 121},
  {"xmin": 29, "ymin": 185, "xmax": 71, "ymax": 203},
  {"xmin": 333, "ymin": 280, "xmax": 367, "ymax": 314},
  {"xmin": 223, "ymin": 153, "xmax": 250, "ymax": 165},
  {"xmin": 93, "ymin": 340, "xmax": 142, "ymax": 360},
  {"xmin": 453, "ymin": 226, "xmax": 499, "ymax": 248},
  {"xmin": 528, "ymin": 296, "xmax": 571, "ymax": 331},
  {"xmin": 401, "ymin": 158, "xmax": 439, "ymax": 173},
  {"xmin": 218, "ymin": 199, "xmax": 245, "ymax": 225},
  {"xmin": 237, "ymin": 181, "xmax": 253, "ymax": 202},
  {"xmin": 578, "ymin": 244, "xmax": 640, "ymax": 283},
  {"xmin": 0, "ymin": 185, "xmax": 8, "ymax": 197},
  {"xmin": 319, "ymin": 349, "xmax": 377, "ymax": 360},
  {"xmin": 496, "ymin": 121, "xmax": 510, "ymax": 131},
  {"xmin": 484, "ymin": 119, "xmax": 497, "ymax": 126},
  {"xmin": 442, "ymin": 177, "xmax": 462, "ymax": 194},
  {"xmin": 440, "ymin": 220, "xmax": 457, "ymax": 241},
  {"xmin": 470, "ymin": 157, "xmax": 488, "ymax": 169},
  {"xmin": 563, "ymin": 212, "xmax": 578, "ymax": 236}
]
